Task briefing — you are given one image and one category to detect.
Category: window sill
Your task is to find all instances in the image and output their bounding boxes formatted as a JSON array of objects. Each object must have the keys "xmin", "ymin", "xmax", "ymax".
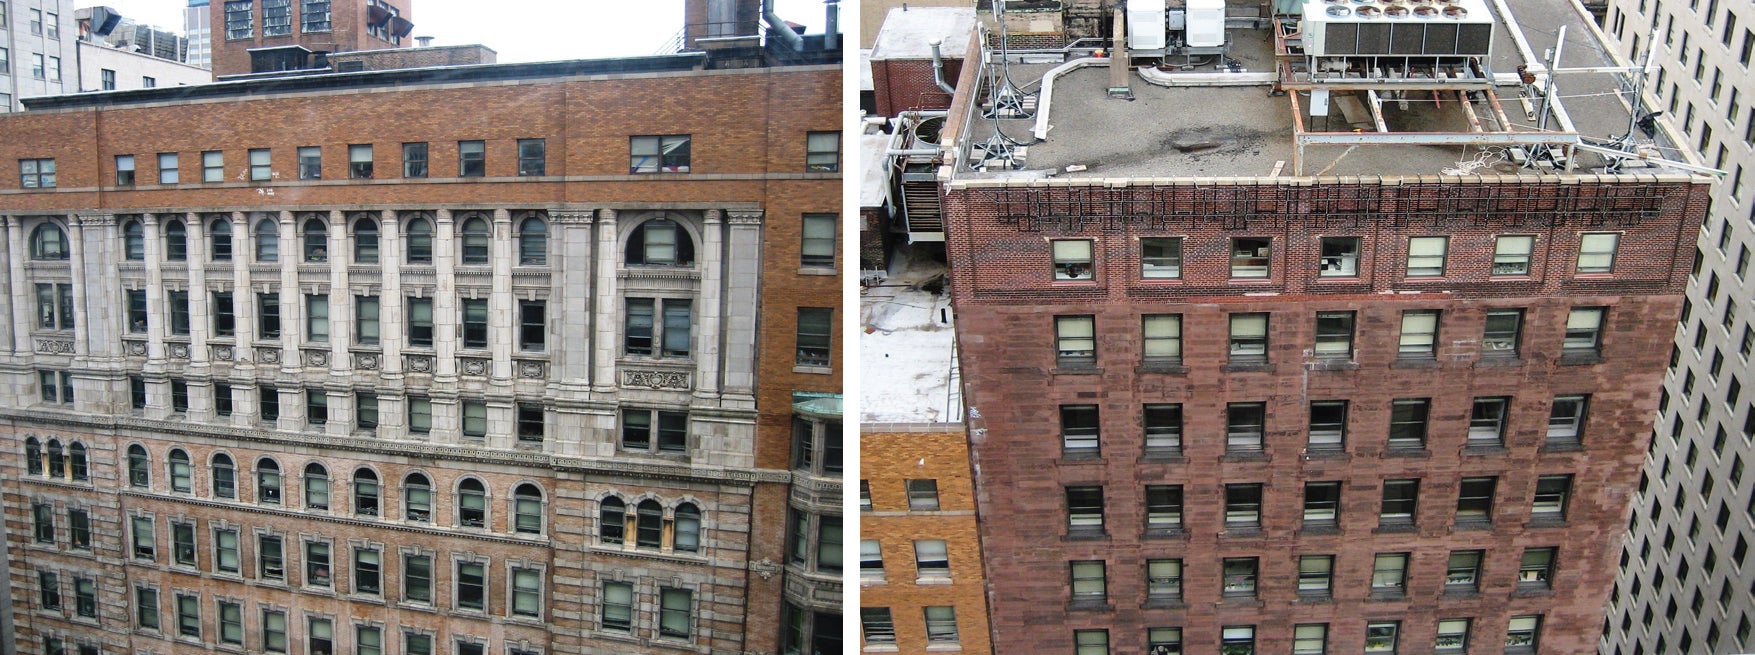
[
  {"xmin": 1382, "ymin": 448, "xmax": 1430, "ymax": 458},
  {"xmin": 1474, "ymin": 356, "xmax": 1524, "ymax": 368},
  {"xmin": 1222, "ymin": 526, "xmax": 1264, "ymax": 538},
  {"xmin": 915, "ymin": 576, "xmax": 953, "ymax": 586},
  {"xmin": 1298, "ymin": 523, "xmax": 1340, "ymax": 536},
  {"xmin": 1061, "ymin": 453, "xmax": 1104, "ymax": 463},
  {"xmin": 860, "ymin": 577, "xmax": 887, "ymax": 586},
  {"xmin": 1296, "ymin": 593, "xmax": 1333, "ymax": 604},
  {"xmin": 863, "ymin": 646, "xmax": 901, "ymax": 653},
  {"xmin": 1307, "ymin": 359, "xmax": 1358, "ymax": 371},
  {"xmin": 1143, "ymin": 598, "xmax": 1186, "ymax": 609},
  {"xmin": 1511, "ymin": 586, "xmax": 1553, "ymax": 598},
  {"xmin": 1062, "ymin": 531, "xmax": 1110, "ymax": 542},
  {"xmin": 1540, "ymin": 440, "xmax": 1584, "ymax": 453},
  {"xmin": 1392, "ymin": 358, "xmax": 1441, "ymax": 369},
  {"xmin": 1526, "ymin": 517, "xmax": 1569, "ymax": 528},
  {"xmin": 1051, "ymin": 365, "xmax": 1103, "ymax": 376},
  {"xmin": 1302, "ymin": 449, "xmax": 1348, "ymax": 461},
  {"xmin": 1140, "ymin": 452, "xmax": 1186, "ymax": 463},
  {"xmin": 797, "ymin": 267, "xmax": 838, "ymax": 276},
  {"xmin": 1463, "ymin": 444, "xmax": 1509, "ymax": 455},
  {"xmin": 1222, "ymin": 362, "xmax": 1273, "ymax": 373},
  {"xmin": 1136, "ymin": 363, "xmax": 1187, "ymax": 375},
  {"xmin": 1368, "ymin": 591, "xmax": 1410, "ymax": 602},
  {"xmin": 1441, "ymin": 588, "xmax": 1481, "ymax": 599},
  {"xmin": 1452, "ymin": 520, "xmax": 1492, "ymax": 531},
  {"xmin": 792, "ymin": 365, "xmax": 834, "ymax": 375},
  {"xmin": 1559, "ymin": 353, "xmax": 1605, "ymax": 366},
  {"xmin": 924, "ymin": 644, "xmax": 964, "ymax": 653},
  {"xmin": 1222, "ymin": 451, "xmax": 1269, "ymax": 462},
  {"xmin": 1374, "ymin": 523, "xmax": 1417, "ymax": 534},
  {"xmin": 1066, "ymin": 600, "xmax": 1114, "ymax": 612}
]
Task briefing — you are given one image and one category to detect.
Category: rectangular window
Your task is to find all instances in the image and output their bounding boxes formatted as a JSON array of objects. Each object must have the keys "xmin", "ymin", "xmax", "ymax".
[
  {"xmin": 402, "ymin": 143, "xmax": 428, "ymax": 178},
  {"xmin": 1468, "ymin": 397, "xmax": 1509, "ymax": 445},
  {"xmin": 509, "ymin": 567, "xmax": 542, "ymax": 617},
  {"xmin": 176, "ymin": 594, "xmax": 200, "ymax": 637},
  {"xmin": 19, "ymin": 158, "xmax": 55, "ymax": 188},
  {"xmin": 800, "ymin": 213, "xmax": 838, "ymax": 268},
  {"xmin": 1457, "ymin": 477, "xmax": 1496, "ymax": 524},
  {"xmin": 602, "ymin": 581, "xmax": 633, "ymax": 631},
  {"xmin": 623, "ymin": 298, "xmax": 691, "ymax": 357},
  {"xmin": 69, "ymin": 509, "xmax": 90, "ymax": 549},
  {"xmin": 1372, "ymin": 553, "xmax": 1409, "ymax": 595},
  {"xmin": 1519, "ymin": 547, "xmax": 1556, "ymax": 587},
  {"xmin": 1548, "ymin": 395, "xmax": 1588, "ymax": 444},
  {"xmin": 349, "ymin": 295, "xmax": 380, "ymax": 345},
  {"xmin": 407, "ymin": 396, "xmax": 432, "ymax": 433},
  {"xmin": 260, "ymin": 386, "xmax": 280, "ymax": 421},
  {"xmin": 516, "ymin": 403, "xmax": 544, "ymax": 442},
  {"xmin": 1366, "ymin": 621, "xmax": 1401, "ymax": 653},
  {"xmin": 1070, "ymin": 560, "xmax": 1108, "ymax": 602},
  {"xmin": 1226, "ymin": 403, "xmax": 1266, "ymax": 453},
  {"xmin": 1578, "ymin": 233, "xmax": 1620, "ymax": 273},
  {"xmin": 172, "ymin": 522, "xmax": 196, "ymax": 566},
  {"xmin": 1407, "ymin": 236, "xmax": 1448, "ymax": 277},
  {"xmin": 1143, "ymin": 403, "xmax": 1182, "ymax": 455},
  {"xmin": 305, "ymin": 541, "xmax": 331, "ymax": 587},
  {"xmin": 1056, "ymin": 315, "xmax": 1096, "ymax": 366},
  {"xmin": 136, "ymin": 586, "xmax": 159, "ymax": 630},
  {"xmin": 658, "ymin": 588, "xmax": 692, "ymax": 638},
  {"xmin": 923, "ymin": 606, "xmax": 959, "ymax": 644},
  {"xmin": 406, "ymin": 297, "xmax": 433, "ymax": 347},
  {"xmin": 906, "ymin": 479, "xmax": 940, "ymax": 511},
  {"xmin": 796, "ymin": 307, "xmax": 832, "ymax": 367},
  {"xmin": 1298, "ymin": 555, "xmax": 1334, "ymax": 597},
  {"xmin": 355, "ymin": 548, "xmax": 381, "ymax": 595},
  {"xmin": 1294, "ymin": 624, "xmax": 1328, "ymax": 655},
  {"xmin": 458, "ymin": 140, "xmax": 486, "ymax": 177},
  {"xmin": 507, "ymin": 299, "xmax": 545, "ymax": 351},
  {"xmin": 209, "ymin": 291, "xmax": 234, "ymax": 336},
  {"xmin": 1077, "ymin": 629, "xmax": 1111, "ymax": 655},
  {"xmin": 348, "ymin": 144, "xmax": 373, "ymax": 179},
  {"xmin": 310, "ymin": 619, "xmax": 333, "ymax": 655},
  {"xmin": 1141, "ymin": 237, "xmax": 1182, "ymax": 278},
  {"xmin": 1533, "ymin": 475, "xmax": 1572, "ymax": 521},
  {"xmin": 862, "ymin": 608, "xmax": 897, "ymax": 645},
  {"xmin": 1482, "ymin": 309, "xmax": 1523, "ymax": 356},
  {"xmin": 914, "ymin": 539, "xmax": 950, "ymax": 578},
  {"xmin": 630, "ymin": 135, "xmax": 691, "ymax": 173},
  {"xmin": 297, "ymin": 146, "xmax": 321, "ymax": 180},
  {"xmin": 34, "ymin": 504, "xmax": 55, "ymax": 543},
  {"xmin": 306, "ymin": 294, "xmax": 329, "ymax": 343},
  {"xmin": 1446, "ymin": 550, "xmax": 1483, "ymax": 590},
  {"xmin": 1142, "ymin": 314, "xmax": 1181, "ymax": 365},
  {"xmin": 261, "ymin": 0, "xmax": 291, "ymax": 35},
  {"xmin": 860, "ymin": 540, "xmax": 885, "ymax": 580},
  {"xmin": 517, "ymin": 139, "xmax": 546, "ymax": 176},
  {"xmin": 1053, "ymin": 240, "xmax": 1094, "ymax": 280},
  {"xmin": 1307, "ymin": 400, "xmax": 1347, "ymax": 450},
  {"xmin": 249, "ymin": 148, "xmax": 272, "ymax": 181},
  {"xmin": 258, "ymin": 292, "xmax": 281, "ymax": 338},
  {"xmin": 1146, "ymin": 559, "xmax": 1182, "ymax": 601},
  {"xmin": 461, "ymin": 400, "xmax": 487, "ymax": 439},
  {"xmin": 1060, "ymin": 404, "xmax": 1100, "ymax": 456},
  {"xmin": 1494, "ymin": 235, "xmax": 1536, "ymax": 275},
  {"xmin": 202, "ymin": 151, "xmax": 224, "ymax": 182},
  {"xmin": 1564, "ymin": 307, "xmax": 1606, "ymax": 355},
  {"xmin": 1314, "ymin": 311, "xmax": 1355, "ymax": 359},
  {"xmin": 1436, "ymin": 619, "xmax": 1471, "ymax": 653},
  {"xmin": 806, "ymin": 131, "xmax": 841, "ymax": 171},
  {"xmin": 215, "ymin": 529, "xmax": 240, "ymax": 573},
  {"xmin": 1229, "ymin": 313, "xmax": 1269, "ymax": 363},
  {"xmin": 1506, "ymin": 616, "xmax": 1541, "ymax": 653},
  {"xmin": 1319, "ymin": 236, "xmax": 1360, "ymax": 276},
  {"xmin": 1225, "ymin": 484, "xmax": 1264, "ymax": 529},
  {"xmin": 1222, "ymin": 558, "xmax": 1258, "ymax": 597},
  {"xmin": 1304, "ymin": 481, "xmax": 1341, "ymax": 526},
  {"xmin": 404, "ymin": 554, "xmax": 432, "ymax": 603},
  {"xmin": 258, "ymin": 535, "xmax": 284, "ymax": 579},
  {"xmin": 354, "ymin": 393, "xmax": 378, "ymax": 430},
  {"xmin": 302, "ymin": 0, "xmax": 331, "ymax": 31},
  {"xmin": 157, "ymin": 152, "xmax": 179, "ymax": 184},
  {"xmin": 1230, "ymin": 237, "xmax": 1272, "ymax": 278},
  {"xmin": 1388, "ymin": 399, "xmax": 1429, "ymax": 449},
  {"xmin": 1381, "ymin": 479, "xmax": 1419, "ymax": 525},
  {"xmin": 116, "ymin": 154, "xmax": 136, "ymax": 186},
  {"xmin": 460, "ymin": 298, "xmax": 488, "ymax": 349},
  {"xmin": 1066, "ymin": 486, "xmax": 1104, "ymax": 533},
  {"xmin": 218, "ymin": 601, "xmax": 243, "ymax": 644},
  {"xmin": 1145, "ymin": 485, "xmax": 1183, "ymax": 533}
]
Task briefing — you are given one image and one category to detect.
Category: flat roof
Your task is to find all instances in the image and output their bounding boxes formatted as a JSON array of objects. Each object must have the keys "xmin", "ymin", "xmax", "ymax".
[
  {"xmin": 860, "ymin": 250, "xmax": 962, "ymax": 424},
  {"xmin": 955, "ymin": 0, "xmax": 1700, "ymax": 180},
  {"xmin": 870, "ymin": 6, "xmax": 978, "ymax": 61}
]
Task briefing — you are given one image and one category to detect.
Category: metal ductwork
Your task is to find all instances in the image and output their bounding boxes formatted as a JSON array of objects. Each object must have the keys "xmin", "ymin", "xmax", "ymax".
[
  {"xmin": 764, "ymin": 0, "xmax": 803, "ymax": 50},
  {"xmin": 929, "ymin": 39, "xmax": 956, "ymax": 94},
  {"xmin": 825, "ymin": 0, "xmax": 840, "ymax": 50}
]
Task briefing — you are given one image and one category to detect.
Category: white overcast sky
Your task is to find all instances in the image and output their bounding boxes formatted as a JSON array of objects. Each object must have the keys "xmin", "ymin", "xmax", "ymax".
[{"xmin": 79, "ymin": 0, "xmax": 836, "ymax": 61}]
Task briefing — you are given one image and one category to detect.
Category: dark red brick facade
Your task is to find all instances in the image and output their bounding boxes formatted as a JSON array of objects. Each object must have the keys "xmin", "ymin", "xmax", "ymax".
[
  {"xmin": 944, "ymin": 178, "xmax": 1710, "ymax": 655},
  {"xmin": 871, "ymin": 58, "xmax": 961, "ymax": 119}
]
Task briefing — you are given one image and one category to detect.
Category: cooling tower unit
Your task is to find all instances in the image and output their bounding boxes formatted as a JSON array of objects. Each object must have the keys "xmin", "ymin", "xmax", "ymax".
[{"xmin": 1301, "ymin": 0, "xmax": 1494, "ymax": 57}]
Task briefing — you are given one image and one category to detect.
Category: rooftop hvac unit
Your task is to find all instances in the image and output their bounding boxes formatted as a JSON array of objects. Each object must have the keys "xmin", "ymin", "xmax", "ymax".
[
  {"xmin": 1186, "ymin": 0, "xmax": 1226, "ymax": 47},
  {"xmin": 1127, "ymin": 0, "xmax": 1168, "ymax": 50},
  {"xmin": 1301, "ymin": 0, "xmax": 1494, "ymax": 57}
]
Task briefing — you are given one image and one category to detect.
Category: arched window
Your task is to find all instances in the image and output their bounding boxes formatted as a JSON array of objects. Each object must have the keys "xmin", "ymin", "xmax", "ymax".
[
  {"xmin": 46, "ymin": 439, "xmax": 65, "ymax": 478},
  {"xmin": 675, "ymin": 503, "xmax": 701, "ymax": 553},
  {"xmin": 599, "ymin": 497, "xmax": 626, "ymax": 544},
  {"xmin": 257, "ymin": 458, "xmax": 282, "ymax": 505},
  {"xmin": 626, "ymin": 219, "xmax": 694, "ymax": 267},
  {"xmin": 209, "ymin": 218, "xmax": 233, "ymax": 261},
  {"xmin": 68, "ymin": 442, "xmax": 88, "ymax": 482},
  {"xmin": 163, "ymin": 219, "xmax": 188, "ymax": 261},
  {"xmin": 31, "ymin": 223, "xmax": 69, "ymax": 260},
  {"xmin": 212, "ymin": 454, "xmax": 236, "ymax": 499},
  {"xmin": 513, "ymin": 484, "xmax": 543, "ymax": 535},
  {"xmin": 636, "ymin": 499, "xmax": 664, "ymax": 548},
  {"xmin": 405, "ymin": 216, "xmax": 434, "ymax": 264},
  {"xmin": 518, "ymin": 217, "xmax": 547, "ymax": 265},
  {"xmin": 168, "ymin": 448, "xmax": 192, "ymax": 493},
  {"xmin": 303, "ymin": 218, "xmax": 328, "ymax": 262},
  {"xmin": 354, "ymin": 469, "xmax": 380, "ymax": 516},
  {"xmin": 353, "ymin": 217, "xmax": 379, "ymax": 264},
  {"xmin": 123, "ymin": 220, "xmax": 146, "ymax": 260},
  {"xmin": 404, "ymin": 473, "xmax": 432, "ymax": 522},
  {"xmin": 304, "ymin": 462, "xmax": 330, "ymax": 510},
  {"xmin": 459, "ymin": 217, "xmax": 490, "ymax": 265},
  {"xmin": 255, "ymin": 219, "xmax": 279, "ymax": 262},
  {"xmin": 24, "ymin": 437, "xmax": 42, "ymax": 476},
  {"xmin": 458, "ymin": 478, "xmax": 487, "ymax": 528},
  {"xmin": 127, "ymin": 444, "xmax": 150, "ymax": 488}
]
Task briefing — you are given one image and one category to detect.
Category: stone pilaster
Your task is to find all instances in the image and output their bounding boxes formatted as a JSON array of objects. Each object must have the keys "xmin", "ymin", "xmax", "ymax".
[{"xmin": 591, "ymin": 209, "xmax": 620, "ymax": 393}]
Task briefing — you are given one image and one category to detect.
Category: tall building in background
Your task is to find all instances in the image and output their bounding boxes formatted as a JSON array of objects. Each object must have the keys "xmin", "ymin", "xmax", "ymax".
[
  {"xmin": 867, "ymin": 0, "xmax": 1715, "ymax": 652},
  {"xmin": 0, "ymin": 4, "xmax": 840, "ymax": 655},
  {"xmin": 1, "ymin": 0, "xmax": 80, "ymax": 112},
  {"xmin": 186, "ymin": 0, "xmax": 213, "ymax": 69},
  {"xmin": 1596, "ymin": 0, "xmax": 1755, "ymax": 652},
  {"xmin": 207, "ymin": 0, "xmax": 414, "ymax": 77}
]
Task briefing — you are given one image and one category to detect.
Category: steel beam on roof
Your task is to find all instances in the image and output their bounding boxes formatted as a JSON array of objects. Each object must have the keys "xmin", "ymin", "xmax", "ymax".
[{"xmin": 1297, "ymin": 131, "xmax": 1581, "ymax": 146}]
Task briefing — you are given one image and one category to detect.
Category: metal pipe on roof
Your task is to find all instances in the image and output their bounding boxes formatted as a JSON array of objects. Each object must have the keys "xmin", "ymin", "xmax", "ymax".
[
  {"xmin": 929, "ymin": 39, "xmax": 956, "ymax": 95},
  {"xmin": 764, "ymin": 0, "xmax": 803, "ymax": 51},
  {"xmin": 825, "ymin": 0, "xmax": 839, "ymax": 51}
]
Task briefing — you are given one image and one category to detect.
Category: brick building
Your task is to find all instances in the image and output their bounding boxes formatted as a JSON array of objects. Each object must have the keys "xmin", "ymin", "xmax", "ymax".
[
  {"xmin": 0, "ymin": 31, "xmax": 839, "ymax": 655},
  {"xmin": 858, "ymin": 254, "xmax": 992, "ymax": 655},
  {"xmin": 868, "ymin": 7, "xmax": 975, "ymax": 120},
  {"xmin": 207, "ymin": 0, "xmax": 415, "ymax": 77},
  {"xmin": 900, "ymin": 0, "xmax": 1717, "ymax": 653}
]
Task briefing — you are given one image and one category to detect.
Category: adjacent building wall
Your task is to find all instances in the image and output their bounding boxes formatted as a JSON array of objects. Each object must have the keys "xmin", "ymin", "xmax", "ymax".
[
  {"xmin": 2, "ymin": 0, "xmax": 81, "ymax": 111},
  {"xmin": 77, "ymin": 41, "xmax": 213, "ymax": 91}
]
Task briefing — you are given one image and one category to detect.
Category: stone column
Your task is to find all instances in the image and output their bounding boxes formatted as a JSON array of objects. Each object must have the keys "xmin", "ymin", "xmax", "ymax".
[
  {"xmin": 694, "ymin": 211, "xmax": 724, "ymax": 400},
  {"xmin": 489, "ymin": 209, "xmax": 516, "ymax": 387},
  {"xmin": 87, "ymin": 214, "xmax": 126, "ymax": 362},
  {"xmin": 327, "ymin": 210, "xmax": 354, "ymax": 436},
  {"xmin": 591, "ymin": 209, "xmax": 620, "ymax": 393},
  {"xmin": 433, "ymin": 209, "xmax": 459, "ymax": 383},
  {"xmin": 67, "ymin": 215, "xmax": 89, "ymax": 361},
  {"xmin": 378, "ymin": 212, "xmax": 406, "ymax": 432},
  {"xmin": 278, "ymin": 211, "xmax": 302, "ymax": 378},
  {"xmin": 551, "ymin": 211, "xmax": 594, "ymax": 389},
  {"xmin": 5, "ymin": 217, "xmax": 28, "ymax": 355},
  {"xmin": 186, "ymin": 216, "xmax": 213, "ymax": 419},
  {"xmin": 721, "ymin": 210, "xmax": 764, "ymax": 401},
  {"xmin": 142, "ymin": 215, "xmax": 168, "ymax": 372},
  {"xmin": 230, "ymin": 212, "xmax": 257, "ymax": 427}
]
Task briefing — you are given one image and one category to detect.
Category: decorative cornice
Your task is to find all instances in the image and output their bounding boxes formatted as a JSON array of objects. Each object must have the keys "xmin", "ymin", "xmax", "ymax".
[
  {"xmin": 121, "ymin": 490, "xmax": 552, "ymax": 548},
  {"xmin": 724, "ymin": 210, "xmax": 765, "ymax": 225},
  {"xmin": 549, "ymin": 211, "xmax": 596, "ymax": 225}
]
